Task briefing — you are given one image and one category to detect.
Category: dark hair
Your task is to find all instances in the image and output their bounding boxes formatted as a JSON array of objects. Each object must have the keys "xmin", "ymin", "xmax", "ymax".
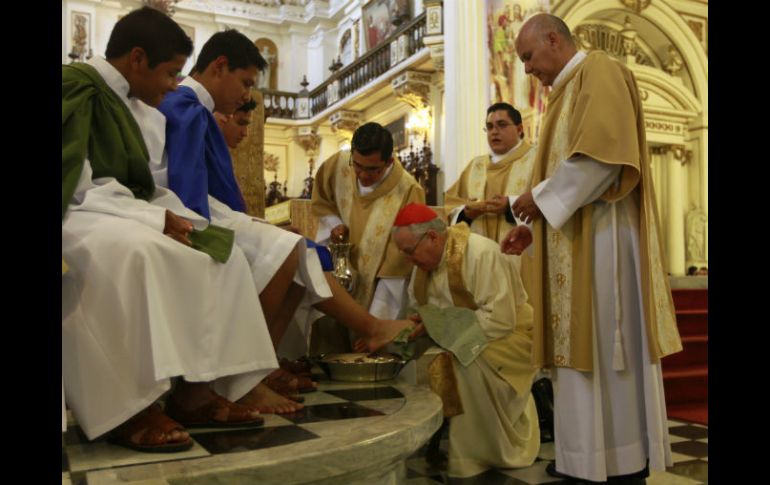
[
  {"xmin": 192, "ymin": 30, "xmax": 266, "ymax": 74},
  {"xmin": 235, "ymin": 98, "xmax": 257, "ymax": 113},
  {"xmin": 687, "ymin": 266, "xmax": 697, "ymax": 275},
  {"xmin": 105, "ymin": 7, "xmax": 193, "ymax": 68},
  {"xmin": 351, "ymin": 122, "xmax": 394, "ymax": 162},
  {"xmin": 486, "ymin": 102, "xmax": 522, "ymax": 125}
]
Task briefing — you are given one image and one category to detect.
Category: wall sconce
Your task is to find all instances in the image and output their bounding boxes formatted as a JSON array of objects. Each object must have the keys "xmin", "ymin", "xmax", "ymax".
[{"xmin": 406, "ymin": 107, "xmax": 432, "ymax": 136}]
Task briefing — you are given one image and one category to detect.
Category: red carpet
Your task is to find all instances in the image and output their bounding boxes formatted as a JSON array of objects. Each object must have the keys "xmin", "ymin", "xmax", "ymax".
[{"xmin": 662, "ymin": 288, "xmax": 708, "ymax": 425}]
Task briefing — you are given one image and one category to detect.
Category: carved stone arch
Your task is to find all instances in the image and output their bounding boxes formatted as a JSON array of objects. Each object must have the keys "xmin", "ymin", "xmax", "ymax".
[
  {"xmin": 255, "ymin": 38, "xmax": 278, "ymax": 90},
  {"xmin": 555, "ymin": 0, "xmax": 707, "ymax": 114}
]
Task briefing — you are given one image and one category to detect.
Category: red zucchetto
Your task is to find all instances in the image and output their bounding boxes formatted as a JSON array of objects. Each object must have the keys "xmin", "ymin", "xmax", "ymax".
[{"xmin": 394, "ymin": 203, "xmax": 438, "ymax": 227}]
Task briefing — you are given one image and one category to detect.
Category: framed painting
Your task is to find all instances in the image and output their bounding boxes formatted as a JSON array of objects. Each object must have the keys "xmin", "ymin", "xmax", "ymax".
[
  {"xmin": 362, "ymin": 0, "xmax": 411, "ymax": 51},
  {"xmin": 385, "ymin": 116, "xmax": 407, "ymax": 151}
]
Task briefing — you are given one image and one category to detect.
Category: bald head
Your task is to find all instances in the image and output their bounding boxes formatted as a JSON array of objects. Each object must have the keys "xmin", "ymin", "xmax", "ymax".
[
  {"xmin": 521, "ymin": 13, "xmax": 574, "ymax": 46},
  {"xmin": 515, "ymin": 13, "xmax": 577, "ymax": 87}
]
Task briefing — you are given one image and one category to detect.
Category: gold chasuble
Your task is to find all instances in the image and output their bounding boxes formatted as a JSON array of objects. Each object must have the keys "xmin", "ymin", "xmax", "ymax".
[
  {"xmin": 312, "ymin": 151, "xmax": 425, "ymax": 307},
  {"xmin": 528, "ymin": 51, "xmax": 682, "ymax": 371},
  {"xmin": 445, "ymin": 141, "xmax": 537, "ymax": 243},
  {"xmin": 444, "ymin": 142, "xmax": 538, "ymax": 297},
  {"xmin": 412, "ymin": 224, "xmax": 537, "ymax": 417}
]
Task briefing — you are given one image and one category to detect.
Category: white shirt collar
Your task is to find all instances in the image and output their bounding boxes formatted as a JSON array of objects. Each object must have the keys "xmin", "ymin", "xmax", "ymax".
[
  {"xmin": 490, "ymin": 138, "xmax": 523, "ymax": 164},
  {"xmin": 552, "ymin": 51, "xmax": 587, "ymax": 90},
  {"xmin": 358, "ymin": 161, "xmax": 395, "ymax": 195},
  {"xmin": 180, "ymin": 76, "xmax": 215, "ymax": 112},
  {"xmin": 87, "ymin": 56, "xmax": 130, "ymax": 102}
]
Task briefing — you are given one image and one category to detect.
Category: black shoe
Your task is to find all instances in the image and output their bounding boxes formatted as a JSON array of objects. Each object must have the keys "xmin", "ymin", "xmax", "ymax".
[
  {"xmin": 546, "ymin": 462, "xmax": 571, "ymax": 479},
  {"xmin": 425, "ymin": 447, "xmax": 448, "ymax": 470}
]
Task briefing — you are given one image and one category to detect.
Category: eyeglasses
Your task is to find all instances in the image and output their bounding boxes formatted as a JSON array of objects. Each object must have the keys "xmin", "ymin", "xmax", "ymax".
[
  {"xmin": 349, "ymin": 159, "xmax": 388, "ymax": 174},
  {"xmin": 483, "ymin": 121, "xmax": 514, "ymax": 133},
  {"xmin": 400, "ymin": 232, "xmax": 428, "ymax": 256}
]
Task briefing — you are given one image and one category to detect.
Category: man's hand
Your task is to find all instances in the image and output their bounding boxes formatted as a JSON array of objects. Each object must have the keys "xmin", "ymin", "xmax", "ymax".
[
  {"xmin": 330, "ymin": 224, "xmax": 349, "ymax": 243},
  {"xmin": 485, "ymin": 194, "xmax": 510, "ymax": 215},
  {"xmin": 500, "ymin": 225, "xmax": 533, "ymax": 255},
  {"xmin": 511, "ymin": 190, "xmax": 542, "ymax": 223},
  {"xmin": 407, "ymin": 313, "xmax": 425, "ymax": 339},
  {"xmin": 463, "ymin": 199, "xmax": 484, "ymax": 219},
  {"xmin": 163, "ymin": 210, "xmax": 193, "ymax": 246}
]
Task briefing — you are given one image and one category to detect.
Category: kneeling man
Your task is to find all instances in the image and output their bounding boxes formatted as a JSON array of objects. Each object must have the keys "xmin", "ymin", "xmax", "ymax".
[{"xmin": 392, "ymin": 203, "xmax": 540, "ymax": 478}]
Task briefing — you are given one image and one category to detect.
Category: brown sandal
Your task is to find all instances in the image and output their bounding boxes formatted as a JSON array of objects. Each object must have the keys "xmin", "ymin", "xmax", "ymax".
[
  {"xmin": 109, "ymin": 404, "xmax": 193, "ymax": 453},
  {"xmin": 165, "ymin": 390, "xmax": 264, "ymax": 429},
  {"xmin": 265, "ymin": 368, "xmax": 317, "ymax": 395}
]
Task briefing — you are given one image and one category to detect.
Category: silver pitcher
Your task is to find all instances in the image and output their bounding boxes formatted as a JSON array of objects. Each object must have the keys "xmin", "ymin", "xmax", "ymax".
[{"xmin": 328, "ymin": 241, "xmax": 357, "ymax": 294}]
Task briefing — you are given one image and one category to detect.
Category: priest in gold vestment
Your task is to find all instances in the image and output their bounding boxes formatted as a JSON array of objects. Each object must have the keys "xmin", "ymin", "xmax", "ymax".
[
  {"xmin": 502, "ymin": 14, "xmax": 683, "ymax": 483},
  {"xmin": 444, "ymin": 101, "xmax": 537, "ymax": 294},
  {"xmin": 393, "ymin": 203, "xmax": 539, "ymax": 478},
  {"xmin": 312, "ymin": 122, "xmax": 425, "ymax": 323}
]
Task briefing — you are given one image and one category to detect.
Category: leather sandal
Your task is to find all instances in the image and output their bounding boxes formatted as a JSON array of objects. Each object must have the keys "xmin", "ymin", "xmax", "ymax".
[
  {"xmin": 109, "ymin": 404, "xmax": 193, "ymax": 453},
  {"xmin": 165, "ymin": 390, "xmax": 264, "ymax": 429},
  {"xmin": 265, "ymin": 368, "xmax": 317, "ymax": 394}
]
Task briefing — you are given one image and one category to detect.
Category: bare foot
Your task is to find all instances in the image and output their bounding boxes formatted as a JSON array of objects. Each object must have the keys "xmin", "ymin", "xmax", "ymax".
[
  {"xmin": 237, "ymin": 383, "xmax": 305, "ymax": 414},
  {"xmin": 363, "ymin": 319, "xmax": 416, "ymax": 352}
]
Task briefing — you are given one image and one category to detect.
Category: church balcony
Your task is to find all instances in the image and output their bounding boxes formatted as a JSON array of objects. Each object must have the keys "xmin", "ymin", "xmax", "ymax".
[{"xmin": 260, "ymin": 11, "xmax": 428, "ymax": 123}]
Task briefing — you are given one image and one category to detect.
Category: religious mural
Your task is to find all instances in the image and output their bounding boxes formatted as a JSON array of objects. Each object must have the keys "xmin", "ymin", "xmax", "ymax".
[{"xmin": 486, "ymin": 0, "xmax": 550, "ymax": 142}]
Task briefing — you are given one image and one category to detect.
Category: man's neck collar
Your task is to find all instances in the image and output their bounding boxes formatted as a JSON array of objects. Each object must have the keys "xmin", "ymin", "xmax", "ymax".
[
  {"xmin": 552, "ymin": 50, "xmax": 586, "ymax": 90},
  {"xmin": 180, "ymin": 75, "xmax": 215, "ymax": 112},
  {"xmin": 490, "ymin": 139, "xmax": 523, "ymax": 163}
]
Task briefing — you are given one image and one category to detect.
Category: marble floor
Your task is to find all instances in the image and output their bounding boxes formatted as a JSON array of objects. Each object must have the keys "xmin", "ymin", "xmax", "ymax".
[
  {"xmin": 403, "ymin": 418, "xmax": 708, "ymax": 484},
  {"xmin": 62, "ymin": 381, "xmax": 707, "ymax": 485}
]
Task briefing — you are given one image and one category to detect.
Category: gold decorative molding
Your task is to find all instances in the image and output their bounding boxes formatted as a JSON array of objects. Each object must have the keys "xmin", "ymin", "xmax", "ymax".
[
  {"xmin": 231, "ymin": 89, "xmax": 265, "ymax": 217},
  {"xmin": 391, "ymin": 70, "xmax": 433, "ymax": 110},
  {"xmin": 329, "ymin": 110, "xmax": 363, "ymax": 140},
  {"xmin": 574, "ymin": 22, "xmax": 653, "ymax": 66},
  {"xmin": 652, "ymin": 144, "xmax": 689, "ymax": 165},
  {"xmin": 619, "ymin": 0, "xmax": 651, "ymax": 13},
  {"xmin": 663, "ymin": 45, "xmax": 684, "ymax": 76},
  {"xmin": 295, "ymin": 126, "xmax": 322, "ymax": 156},
  {"xmin": 645, "ymin": 119, "xmax": 685, "ymax": 135}
]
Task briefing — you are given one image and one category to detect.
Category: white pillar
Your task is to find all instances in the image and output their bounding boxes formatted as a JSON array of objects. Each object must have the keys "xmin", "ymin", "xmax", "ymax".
[
  {"xmin": 442, "ymin": 0, "xmax": 488, "ymax": 190},
  {"xmin": 665, "ymin": 146, "xmax": 686, "ymax": 275}
]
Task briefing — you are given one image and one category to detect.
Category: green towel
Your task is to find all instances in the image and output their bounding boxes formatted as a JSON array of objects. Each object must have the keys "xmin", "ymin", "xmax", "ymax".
[
  {"xmin": 189, "ymin": 224, "xmax": 236, "ymax": 264},
  {"xmin": 392, "ymin": 304, "xmax": 488, "ymax": 366}
]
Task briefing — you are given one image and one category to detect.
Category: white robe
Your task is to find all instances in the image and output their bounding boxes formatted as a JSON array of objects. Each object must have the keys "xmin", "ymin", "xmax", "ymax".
[
  {"xmin": 407, "ymin": 233, "xmax": 540, "ymax": 477},
  {"xmin": 150, "ymin": 77, "xmax": 333, "ymax": 356},
  {"xmin": 62, "ymin": 57, "xmax": 278, "ymax": 440},
  {"xmin": 533, "ymin": 156, "xmax": 672, "ymax": 481}
]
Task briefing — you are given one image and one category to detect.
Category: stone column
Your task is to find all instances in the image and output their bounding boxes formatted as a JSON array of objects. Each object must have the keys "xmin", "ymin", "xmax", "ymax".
[
  {"xmin": 664, "ymin": 144, "xmax": 687, "ymax": 275},
  {"xmin": 442, "ymin": 0, "xmax": 488, "ymax": 189},
  {"xmin": 231, "ymin": 88, "xmax": 265, "ymax": 218}
]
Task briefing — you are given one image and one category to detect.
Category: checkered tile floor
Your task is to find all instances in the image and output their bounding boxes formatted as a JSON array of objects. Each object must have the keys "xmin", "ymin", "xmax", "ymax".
[
  {"xmin": 62, "ymin": 382, "xmax": 707, "ymax": 485},
  {"xmin": 62, "ymin": 382, "xmax": 408, "ymax": 484},
  {"xmin": 404, "ymin": 419, "xmax": 708, "ymax": 484}
]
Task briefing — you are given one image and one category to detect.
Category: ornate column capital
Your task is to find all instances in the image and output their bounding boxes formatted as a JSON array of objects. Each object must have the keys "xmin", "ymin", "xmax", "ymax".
[
  {"xmin": 391, "ymin": 70, "xmax": 433, "ymax": 110},
  {"xmin": 652, "ymin": 144, "xmax": 690, "ymax": 164}
]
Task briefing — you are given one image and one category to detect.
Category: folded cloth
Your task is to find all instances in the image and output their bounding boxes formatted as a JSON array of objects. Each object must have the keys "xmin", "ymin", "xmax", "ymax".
[{"xmin": 392, "ymin": 304, "xmax": 488, "ymax": 366}]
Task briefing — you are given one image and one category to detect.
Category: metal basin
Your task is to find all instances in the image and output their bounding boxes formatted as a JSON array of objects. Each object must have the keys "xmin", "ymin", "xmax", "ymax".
[{"xmin": 315, "ymin": 353, "xmax": 407, "ymax": 382}]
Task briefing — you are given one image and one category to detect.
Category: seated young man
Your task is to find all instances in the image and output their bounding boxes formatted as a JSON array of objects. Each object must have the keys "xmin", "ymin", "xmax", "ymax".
[
  {"xmin": 62, "ymin": 7, "xmax": 272, "ymax": 452},
  {"xmin": 154, "ymin": 30, "xmax": 414, "ymax": 409}
]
